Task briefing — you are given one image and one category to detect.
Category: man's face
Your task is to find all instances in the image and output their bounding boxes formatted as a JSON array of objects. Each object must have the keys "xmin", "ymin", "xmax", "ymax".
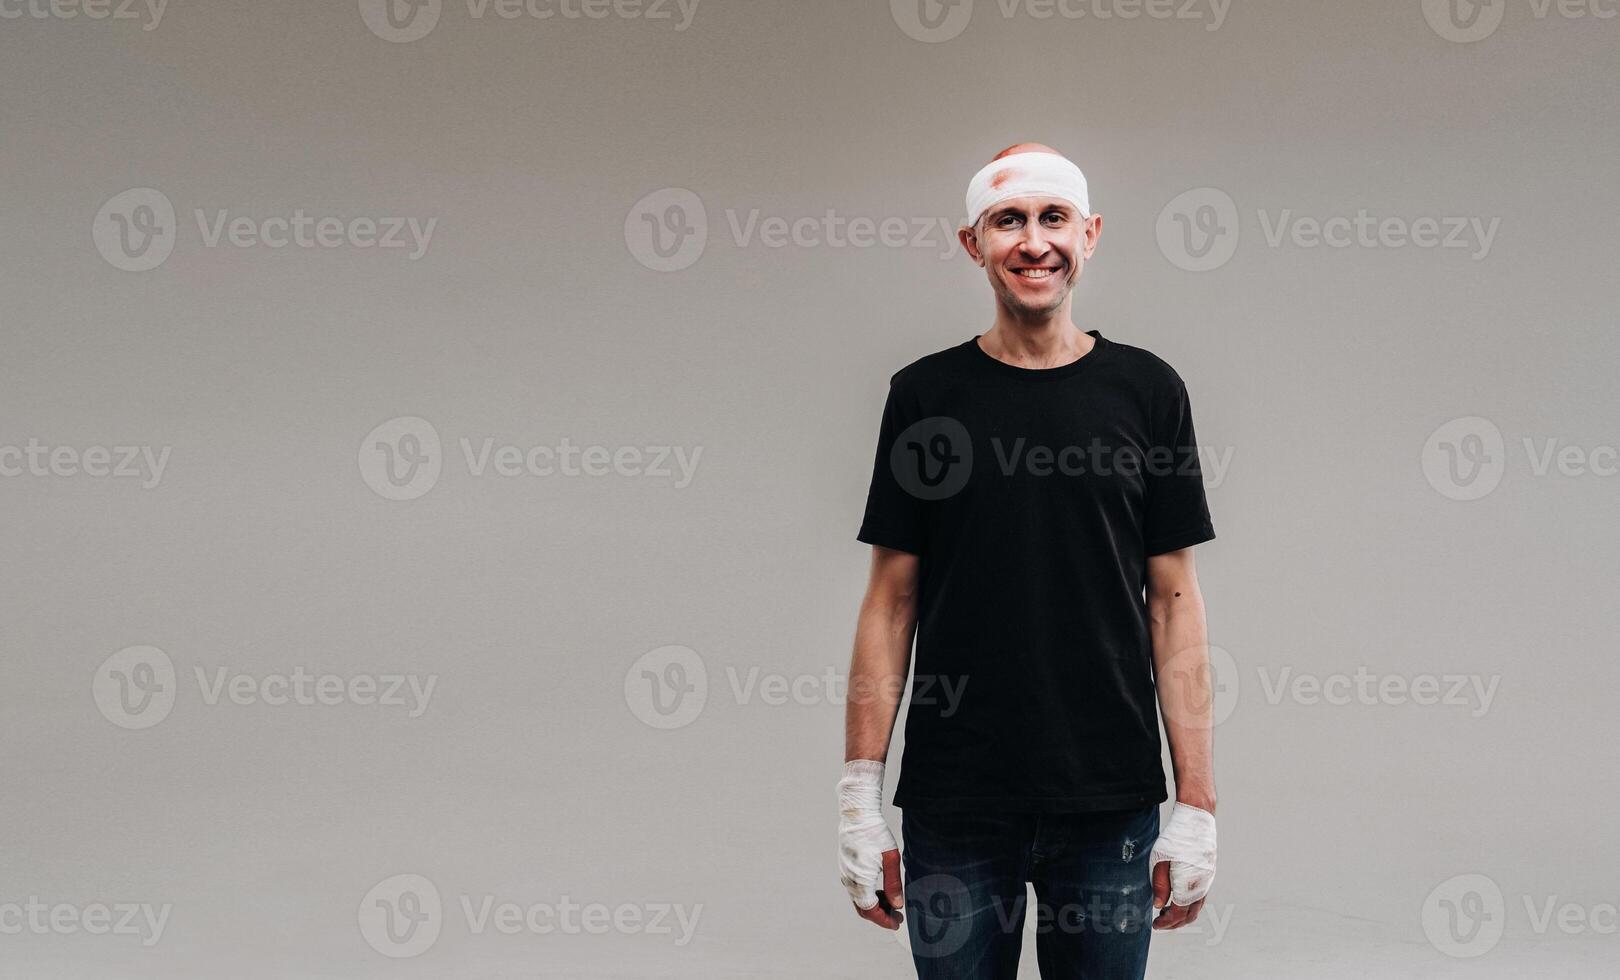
[{"xmin": 960, "ymin": 196, "xmax": 1102, "ymax": 315}]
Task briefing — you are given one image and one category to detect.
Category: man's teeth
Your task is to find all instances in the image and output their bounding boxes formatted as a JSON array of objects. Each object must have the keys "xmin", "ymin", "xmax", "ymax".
[{"xmin": 1015, "ymin": 268, "xmax": 1057, "ymax": 279}]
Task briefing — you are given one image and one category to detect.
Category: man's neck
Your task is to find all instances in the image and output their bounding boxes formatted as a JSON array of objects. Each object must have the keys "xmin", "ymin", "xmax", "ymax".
[{"xmin": 979, "ymin": 311, "xmax": 1094, "ymax": 370}]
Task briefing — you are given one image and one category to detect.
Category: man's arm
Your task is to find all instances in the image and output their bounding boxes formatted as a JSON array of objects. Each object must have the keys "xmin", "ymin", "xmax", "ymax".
[
  {"xmin": 838, "ymin": 545, "xmax": 919, "ymax": 930},
  {"xmin": 1146, "ymin": 545, "xmax": 1217, "ymax": 929},
  {"xmin": 845, "ymin": 545, "xmax": 920, "ymax": 762},
  {"xmin": 1148, "ymin": 546, "xmax": 1215, "ymax": 810}
]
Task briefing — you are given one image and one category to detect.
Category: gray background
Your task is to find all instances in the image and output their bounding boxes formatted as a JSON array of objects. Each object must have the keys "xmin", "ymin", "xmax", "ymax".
[{"xmin": 2, "ymin": 0, "xmax": 1617, "ymax": 976}]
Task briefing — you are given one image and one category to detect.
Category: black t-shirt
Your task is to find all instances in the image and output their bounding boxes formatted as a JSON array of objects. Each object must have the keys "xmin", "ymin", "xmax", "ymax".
[{"xmin": 857, "ymin": 330, "xmax": 1215, "ymax": 812}]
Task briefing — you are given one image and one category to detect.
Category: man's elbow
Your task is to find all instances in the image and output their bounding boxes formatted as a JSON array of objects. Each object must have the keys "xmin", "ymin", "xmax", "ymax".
[
  {"xmin": 1147, "ymin": 592, "xmax": 1178, "ymax": 628},
  {"xmin": 1150, "ymin": 581, "xmax": 1202, "ymax": 620},
  {"xmin": 863, "ymin": 589, "xmax": 918, "ymax": 635},
  {"xmin": 1146, "ymin": 549, "xmax": 1203, "ymax": 623}
]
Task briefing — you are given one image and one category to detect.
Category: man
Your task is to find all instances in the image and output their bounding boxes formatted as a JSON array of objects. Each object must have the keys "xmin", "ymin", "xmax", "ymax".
[{"xmin": 837, "ymin": 143, "xmax": 1219, "ymax": 980}]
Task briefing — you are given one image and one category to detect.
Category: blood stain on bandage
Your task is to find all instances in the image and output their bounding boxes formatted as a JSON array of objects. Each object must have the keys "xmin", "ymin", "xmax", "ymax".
[{"xmin": 990, "ymin": 168, "xmax": 1020, "ymax": 189}]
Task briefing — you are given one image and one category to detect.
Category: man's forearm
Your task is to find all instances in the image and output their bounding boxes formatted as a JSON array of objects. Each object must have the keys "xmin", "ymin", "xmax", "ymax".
[
  {"xmin": 1150, "ymin": 579, "xmax": 1216, "ymax": 813},
  {"xmin": 844, "ymin": 596, "xmax": 916, "ymax": 763}
]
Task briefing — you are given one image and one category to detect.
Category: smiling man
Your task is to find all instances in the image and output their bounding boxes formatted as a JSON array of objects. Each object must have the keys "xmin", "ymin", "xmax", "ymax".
[{"xmin": 837, "ymin": 144, "xmax": 1220, "ymax": 979}]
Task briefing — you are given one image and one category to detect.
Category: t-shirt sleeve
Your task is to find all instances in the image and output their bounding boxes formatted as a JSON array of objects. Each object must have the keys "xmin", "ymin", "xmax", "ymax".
[
  {"xmin": 856, "ymin": 379, "xmax": 927, "ymax": 557},
  {"xmin": 1142, "ymin": 380, "xmax": 1216, "ymax": 556}
]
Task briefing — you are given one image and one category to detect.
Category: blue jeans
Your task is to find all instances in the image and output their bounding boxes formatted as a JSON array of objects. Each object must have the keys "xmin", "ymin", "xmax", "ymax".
[{"xmin": 901, "ymin": 805, "xmax": 1159, "ymax": 980}]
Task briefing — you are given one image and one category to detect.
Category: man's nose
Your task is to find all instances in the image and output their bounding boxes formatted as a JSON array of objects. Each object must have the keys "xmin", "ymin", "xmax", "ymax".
[{"xmin": 1018, "ymin": 226, "xmax": 1050, "ymax": 257}]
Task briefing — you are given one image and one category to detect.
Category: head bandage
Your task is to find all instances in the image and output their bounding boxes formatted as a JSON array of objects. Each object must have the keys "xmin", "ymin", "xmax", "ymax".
[{"xmin": 964, "ymin": 151, "xmax": 1091, "ymax": 228}]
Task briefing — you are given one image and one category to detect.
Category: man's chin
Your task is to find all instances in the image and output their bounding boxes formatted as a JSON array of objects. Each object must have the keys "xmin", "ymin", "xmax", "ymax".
[{"xmin": 998, "ymin": 286, "xmax": 1069, "ymax": 316}]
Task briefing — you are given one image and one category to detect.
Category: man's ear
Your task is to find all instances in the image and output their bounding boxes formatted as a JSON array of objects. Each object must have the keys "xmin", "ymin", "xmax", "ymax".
[
  {"xmin": 1081, "ymin": 213, "xmax": 1103, "ymax": 260},
  {"xmin": 957, "ymin": 225, "xmax": 984, "ymax": 266}
]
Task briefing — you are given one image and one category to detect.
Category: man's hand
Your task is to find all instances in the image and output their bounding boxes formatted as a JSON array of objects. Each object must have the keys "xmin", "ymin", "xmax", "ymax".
[
  {"xmin": 1150, "ymin": 802, "xmax": 1216, "ymax": 930},
  {"xmin": 838, "ymin": 760, "xmax": 905, "ymax": 929}
]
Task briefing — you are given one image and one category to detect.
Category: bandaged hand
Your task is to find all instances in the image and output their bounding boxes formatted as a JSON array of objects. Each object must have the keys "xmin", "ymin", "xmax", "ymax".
[
  {"xmin": 1150, "ymin": 802, "xmax": 1217, "ymax": 912},
  {"xmin": 837, "ymin": 760, "xmax": 903, "ymax": 928}
]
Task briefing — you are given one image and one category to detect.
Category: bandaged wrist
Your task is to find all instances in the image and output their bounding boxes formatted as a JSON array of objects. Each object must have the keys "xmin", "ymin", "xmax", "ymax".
[
  {"xmin": 1151, "ymin": 802, "xmax": 1217, "ymax": 906},
  {"xmin": 837, "ymin": 760, "xmax": 896, "ymax": 910},
  {"xmin": 839, "ymin": 760, "xmax": 885, "ymax": 806}
]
